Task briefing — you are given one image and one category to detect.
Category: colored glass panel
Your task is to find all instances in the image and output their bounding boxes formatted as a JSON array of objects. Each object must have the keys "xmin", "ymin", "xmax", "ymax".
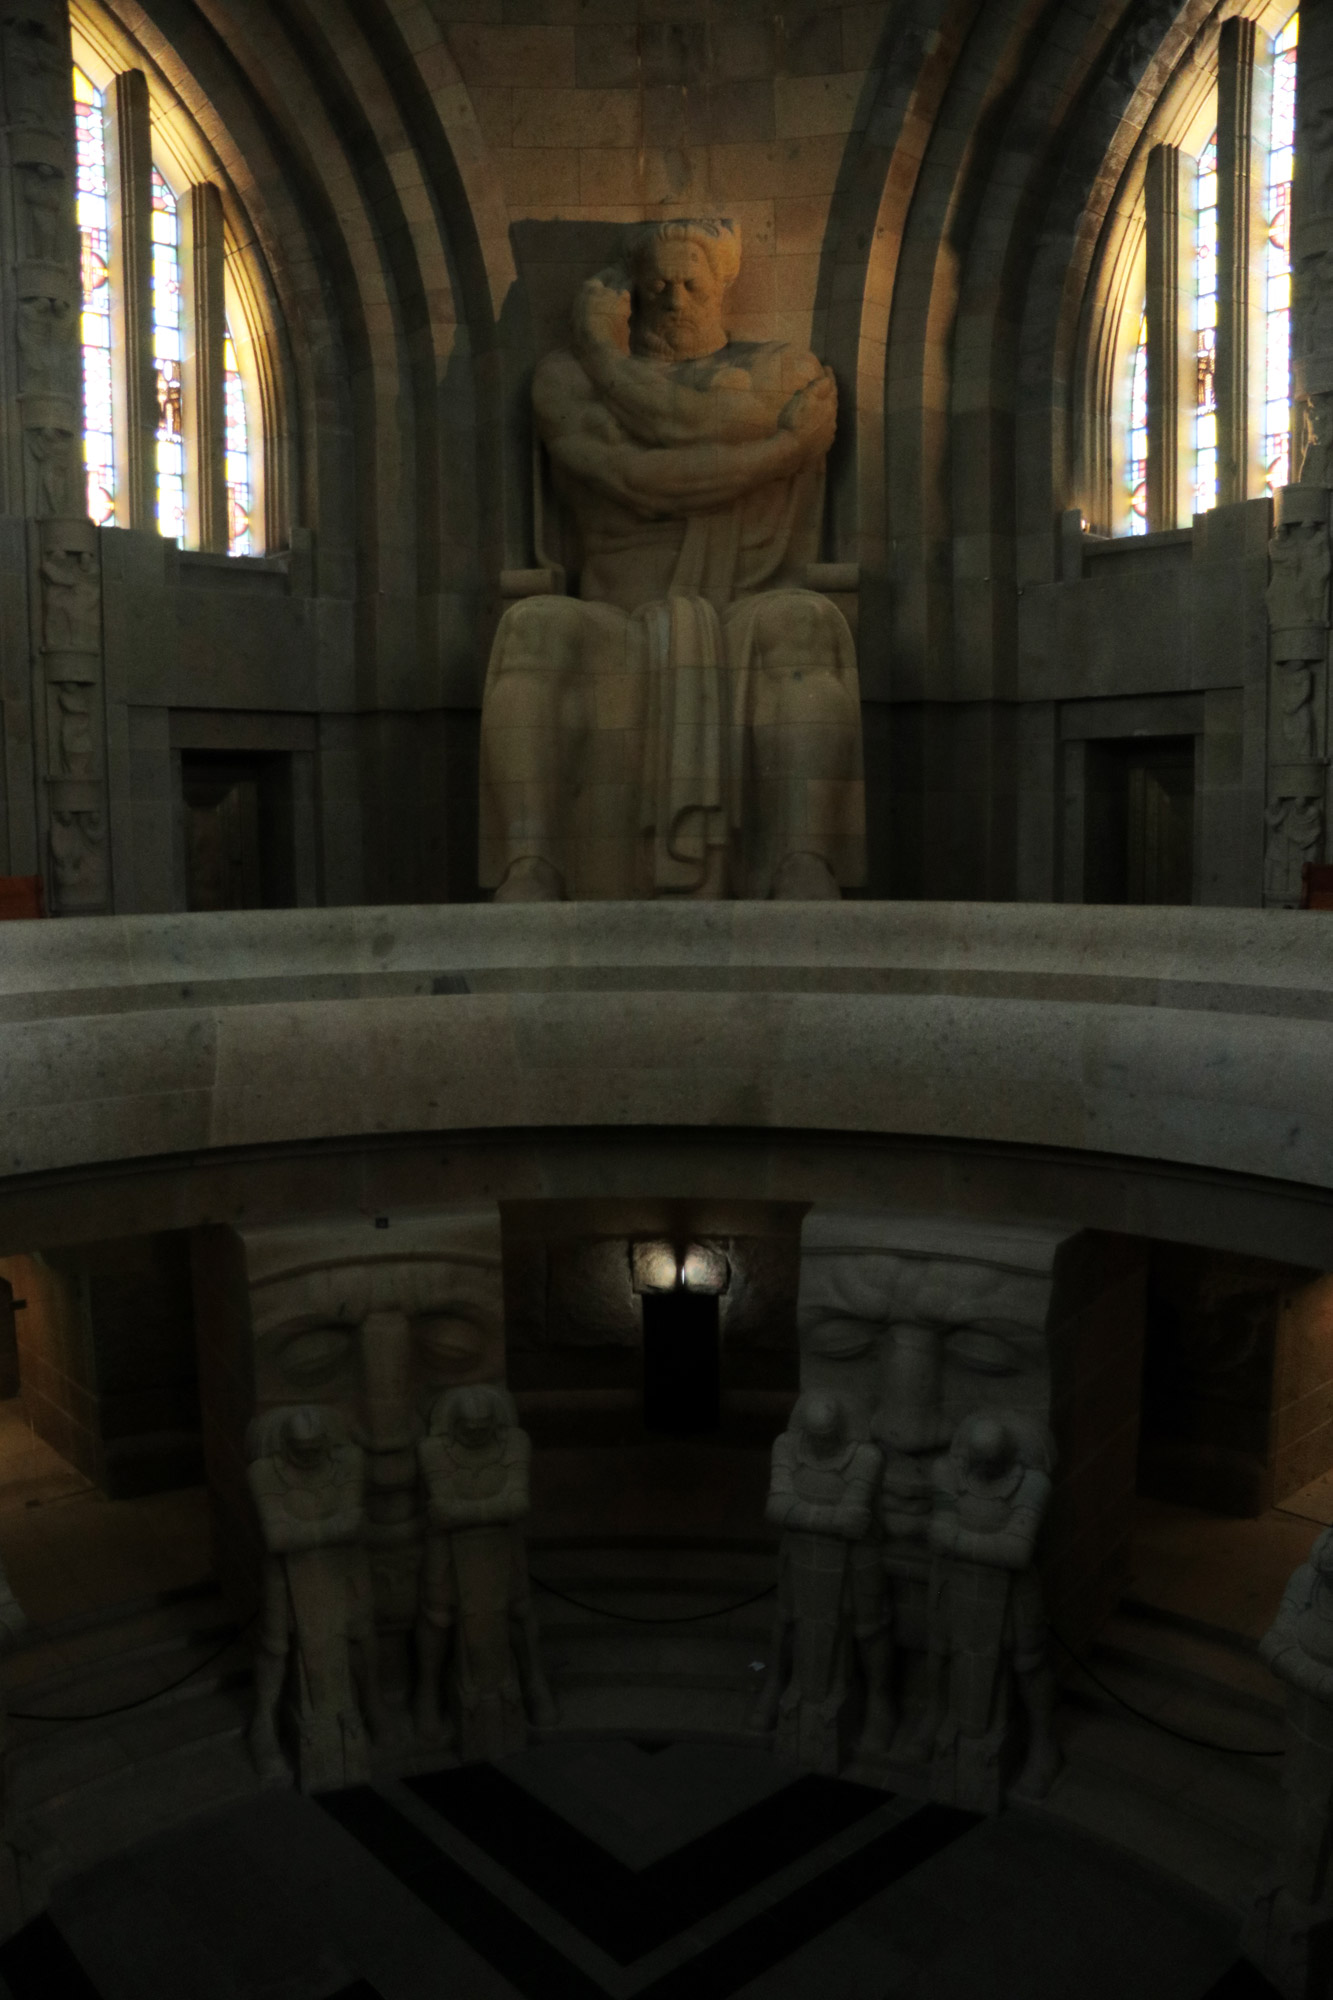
[
  {"xmin": 151, "ymin": 166, "xmax": 185, "ymax": 542},
  {"xmin": 1194, "ymin": 133, "xmax": 1219, "ymax": 517},
  {"xmin": 1127, "ymin": 309, "xmax": 1148, "ymax": 535},
  {"xmin": 73, "ymin": 65, "xmax": 114, "ymax": 525},
  {"xmin": 1264, "ymin": 11, "xmax": 1298, "ymax": 494},
  {"xmin": 223, "ymin": 328, "xmax": 252, "ymax": 556}
]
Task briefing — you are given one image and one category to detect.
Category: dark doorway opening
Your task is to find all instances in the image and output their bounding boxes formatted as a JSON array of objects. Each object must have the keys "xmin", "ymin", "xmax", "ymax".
[
  {"xmin": 642, "ymin": 1291, "xmax": 720, "ymax": 1435},
  {"xmin": 1084, "ymin": 735, "xmax": 1195, "ymax": 904},
  {"xmin": 181, "ymin": 750, "xmax": 295, "ymax": 911}
]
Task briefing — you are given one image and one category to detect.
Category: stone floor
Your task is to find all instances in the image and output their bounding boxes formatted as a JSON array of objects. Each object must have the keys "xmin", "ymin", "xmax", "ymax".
[
  {"xmin": 0, "ymin": 1740, "xmax": 1281, "ymax": 2000},
  {"xmin": 1129, "ymin": 1493, "xmax": 1319, "ymax": 1639}
]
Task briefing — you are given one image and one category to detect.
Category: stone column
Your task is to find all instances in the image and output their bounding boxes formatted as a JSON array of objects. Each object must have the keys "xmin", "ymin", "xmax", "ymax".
[
  {"xmin": 1216, "ymin": 17, "xmax": 1269, "ymax": 508},
  {"xmin": 0, "ymin": 4, "xmax": 109, "ymax": 912},
  {"xmin": 1144, "ymin": 145, "xmax": 1197, "ymax": 533},
  {"xmin": 182, "ymin": 182, "xmax": 227, "ymax": 554}
]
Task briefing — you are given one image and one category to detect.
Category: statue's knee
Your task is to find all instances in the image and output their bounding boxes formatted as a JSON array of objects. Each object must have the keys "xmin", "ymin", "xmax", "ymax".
[
  {"xmin": 752, "ymin": 592, "xmax": 847, "ymax": 672},
  {"xmin": 492, "ymin": 595, "xmax": 581, "ymax": 675}
]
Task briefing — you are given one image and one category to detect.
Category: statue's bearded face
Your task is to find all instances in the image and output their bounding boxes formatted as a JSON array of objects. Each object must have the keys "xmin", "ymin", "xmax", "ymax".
[{"xmin": 632, "ymin": 239, "xmax": 728, "ymax": 360}]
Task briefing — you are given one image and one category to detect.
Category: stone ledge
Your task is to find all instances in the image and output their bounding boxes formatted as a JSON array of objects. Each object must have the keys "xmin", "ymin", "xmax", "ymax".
[{"xmin": 0, "ymin": 902, "xmax": 1328, "ymax": 1202}]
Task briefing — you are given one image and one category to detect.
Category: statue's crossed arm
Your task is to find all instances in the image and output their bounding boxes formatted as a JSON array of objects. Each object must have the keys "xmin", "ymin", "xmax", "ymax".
[{"xmin": 534, "ymin": 347, "xmax": 836, "ymax": 523}]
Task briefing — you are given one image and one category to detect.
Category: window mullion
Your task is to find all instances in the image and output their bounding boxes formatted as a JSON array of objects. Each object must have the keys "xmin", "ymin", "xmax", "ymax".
[
  {"xmin": 105, "ymin": 69, "xmax": 155, "ymax": 531},
  {"xmin": 1216, "ymin": 18, "xmax": 1270, "ymax": 507},
  {"xmin": 182, "ymin": 184, "xmax": 226, "ymax": 553},
  {"xmin": 1145, "ymin": 144, "xmax": 1196, "ymax": 531}
]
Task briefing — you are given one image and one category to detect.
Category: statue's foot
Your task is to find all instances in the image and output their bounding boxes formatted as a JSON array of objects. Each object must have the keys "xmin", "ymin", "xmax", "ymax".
[
  {"xmin": 1009, "ymin": 1736, "xmax": 1063, "ymax": 1801},
  {"xmin": 248, "ymin": 1721, "xmax": 290, "ymax": 1784},
  {"xmin": 413, "ymin": 1698, "xmax": 450, "ymax": 1746},
  {"xmin": 857, "ymin": 1703, "xmax": 896, "ymax": 1759},
  {"xmin": 895, "ymin": 1713, "xmax": 940, "ymax": 1764},
  {"xmin": 527, "ymin": 1685, "xmax": 559, "ymax": 1730},
  {"xmin": 494, "ymin": 856, "xmax": 565, "ymax": 902},
  {"xmin": 370, "ymin": 1703, "xmax": 413, "ymax": 1752},
  {"xmin": 746, "ymin": 1686, "xmax": 781, "ymax": 1734},
  {"xmin": 772, "ymin": 852, "xmax": 840, "ymax": 900}
]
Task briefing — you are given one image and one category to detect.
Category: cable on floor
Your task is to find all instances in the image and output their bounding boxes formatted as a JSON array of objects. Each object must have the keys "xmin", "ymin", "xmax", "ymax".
[
  {"xmin": 8, "ymin": 1615, "xmax": 256, "ymax": 1724},
  {"xmin": 1051, "ymin": 1625, "xmax": 1283, "ymax": 1757},
  {"xmin": 531, "ymin": 1575, "xmax": 776, "ymax": 1624}
]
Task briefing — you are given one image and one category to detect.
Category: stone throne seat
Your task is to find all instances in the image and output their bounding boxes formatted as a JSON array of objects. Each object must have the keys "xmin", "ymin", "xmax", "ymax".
[{"xmin": 480, "ymin": 216, "xmax": 868, "ymax": 906}]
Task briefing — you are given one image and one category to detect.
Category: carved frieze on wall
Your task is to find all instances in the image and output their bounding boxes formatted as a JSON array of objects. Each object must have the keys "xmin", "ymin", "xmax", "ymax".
[
  {"xmin": 1268, "ymin": 2, "xmax": 1333, "ymax": 906},
  {"xmin": 1265, "ymin": 486, "xmax": 1329, "ymax": 905},
  {"xmin": 1, "ymin": 3, "xmax": 108, "ymax": 911}
]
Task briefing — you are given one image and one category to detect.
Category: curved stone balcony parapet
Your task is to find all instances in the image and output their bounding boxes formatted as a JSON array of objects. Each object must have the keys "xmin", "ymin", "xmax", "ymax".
[
  {"xmin": 0, "ymin": 900, "xmax": 1331, "ymax": 1022},
  {"xmin": 0, "ymin": 903, "xmax": 1329, "ymax": 1214}
]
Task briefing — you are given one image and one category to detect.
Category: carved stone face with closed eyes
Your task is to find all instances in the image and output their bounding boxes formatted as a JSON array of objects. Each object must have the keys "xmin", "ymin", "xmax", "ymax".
[
  {"xmin": 242, "ymin": 1212, "xmax": 506, "ymax": 1442},
  {"xmin": 631, "ymin": 239, "xmax": 729, "ymax": 363}
]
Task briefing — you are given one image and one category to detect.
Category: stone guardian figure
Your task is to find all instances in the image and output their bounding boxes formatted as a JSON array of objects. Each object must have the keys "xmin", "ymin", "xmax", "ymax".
[
  {"xmin": 750, "ymin": 1393, "xmax": 890, "ymax": 1772},
  {"xmin": 247, "ymin": 1406, "xmax": 385, "ymax": 1791},
  {"xmin": 479, "ymin": 216, "xmax": 865, "ymax": 904},
  {"xmin": 924, "ymin": 1411, "xmax": 1061, "ymax": 1809},
  {"xmin": 1250, "ymin": 1527, "xmax": 1333, "ymax": 1998},
  {"xmin": 414, "ymin": 1385, "xmax": 555, "ymax": 1760}
]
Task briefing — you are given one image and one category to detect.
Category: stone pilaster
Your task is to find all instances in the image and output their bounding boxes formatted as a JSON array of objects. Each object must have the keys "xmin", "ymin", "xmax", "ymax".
[
  {"xmin": 1291, "ymin": 0, "xmax": 1333, "ymax": 485},
  {"xmin": 1265, "ymin": 10, "xmax": 1333, "ymax": 905},
  {"xmin": 0, "ymin": 4, "xmax": 109, "ymax": 911},
  {"xmin": 1264, "ymin": 484, "xmax": 1329, "ymax": 904}
]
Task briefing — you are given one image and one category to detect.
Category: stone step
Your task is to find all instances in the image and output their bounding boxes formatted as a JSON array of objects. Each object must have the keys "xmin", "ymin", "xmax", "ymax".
[
  {"xmin": 1, "ymin": 1577, "xmax": 225, "ymax": 1688},
  {"xmin": 6, "ymin": 1612, "xmax": 242, "ymax": 1710},
  {"xmin": 1028, "ymin": 1696, "xmax": 1283, "ymax": 1915},
  {"xmin": 1028, "ymin": 1595, "xmax": 1288, "ymax": 1915},
  {"xmin": 1088, "ymin": 1600, "xmax": 1282, "ymax": 1723},
  {"xmin": 1, "ymin": 1579, "xmax": 246, "ymax": 1744},
  {"xmin": 11, "ymin": 1699, "xmax": 258, "ymax": 1907}
]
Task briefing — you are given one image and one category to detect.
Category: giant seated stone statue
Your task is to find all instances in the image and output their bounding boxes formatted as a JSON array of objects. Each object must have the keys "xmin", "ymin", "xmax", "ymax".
[{"xmin": 479, "ymin": 216, "xmax": 866, "ymax": 903}]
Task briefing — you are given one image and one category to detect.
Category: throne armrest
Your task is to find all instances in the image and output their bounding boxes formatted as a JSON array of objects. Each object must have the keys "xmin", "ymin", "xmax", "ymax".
[
  {"xmin": 803, "ymin": 562, "xmax": 860, "ymax": 637},
  {"xmin": 500, "ymin": 567, "xmax": 565, "ymax": 601}
]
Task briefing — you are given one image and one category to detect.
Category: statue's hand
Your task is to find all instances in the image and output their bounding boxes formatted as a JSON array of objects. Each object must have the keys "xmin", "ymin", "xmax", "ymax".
[
  {"xmin": 778, "ymin": 366, "xmax": 837, "ymax": 457},
  {"xmin": 575, "ymin": 273, "xmax": 632, "ymax": 363}
]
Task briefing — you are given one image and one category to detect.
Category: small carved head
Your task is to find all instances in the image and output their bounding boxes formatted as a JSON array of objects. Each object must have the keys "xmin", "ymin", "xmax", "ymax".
[
  {"xmin": 281, "ymin": 1404, "xmax": 333, "ymax": 1466},
  {"xmin": 952, "ymin": 1409, "xmax": 1018, "ymax": 1477},
  {"xmin": 433, "ymin": 1381, "xmax": 513, "ymax": 1443},
  {"xmin": 793, "ymin": 1391, "xmax": 847, "ymax": 1450},
  {"xmin": 624, "ymin": 217, "xmax": 739, "ymax": 361}
]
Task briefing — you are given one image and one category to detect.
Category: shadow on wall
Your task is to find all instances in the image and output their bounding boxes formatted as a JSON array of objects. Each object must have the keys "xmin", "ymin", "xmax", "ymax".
[{"xmin": 1139, "ymin": 1247, "xmax": 1333, "ymax": 1518}]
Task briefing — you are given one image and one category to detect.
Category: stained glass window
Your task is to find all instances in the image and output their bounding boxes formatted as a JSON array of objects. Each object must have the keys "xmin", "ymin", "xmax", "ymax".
[
  {"xmin": 223, "ymin": 328, "xmax": 252, "ymax": 556},
  {"xmin": 1194, "ymin": 134, "xmax": 1219, "ymax": 517},
  {"xmin": 150, "ymin": 167, "xmax": 185, "ymax": 543},
  {"xmin": 1127, "ymin": 310, "xmax": 1149, "ymax": 535},
  {"xmin": 1264, "ymin": 11, "xmax": 1299, "ymax": 495},
  {"xmin": 73, "ymin": 65, "xmax": 114, "ymax": 526}
]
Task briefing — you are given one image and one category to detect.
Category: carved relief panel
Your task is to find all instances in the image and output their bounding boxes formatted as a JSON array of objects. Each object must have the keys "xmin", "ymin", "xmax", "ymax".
[
  {"xmin": 1265, "ymin": 485, "xmax": 1331, "ymax": 906},
  {"xmin": 753, "ymin": 1208, "xmax": 1069, "ymax": 1812},
  {"xmin": 0, "ymin": 5, "xmax": 108, "ymax": 910},
  {"xmin": 201, "ymin": 1206, "xmax": 553, "ymax": 1788}
]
